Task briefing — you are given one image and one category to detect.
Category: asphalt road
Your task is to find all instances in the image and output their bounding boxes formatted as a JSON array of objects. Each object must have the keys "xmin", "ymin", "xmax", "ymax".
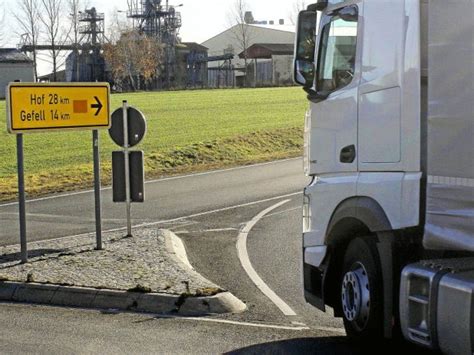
[
  {"xmin": 174, "ymin": 196, "xmax": 343, "ymax": 330},
  {"xmin": 0, "ymin": 158, "xmax": 308, "ymax": 246},
  {"xmin": 0, "ymin": 303, "xmax": 358, "ymax": 354},
  {"xmin": 0, "ymin": 158, "xmax": 431, "ymax": 354}
]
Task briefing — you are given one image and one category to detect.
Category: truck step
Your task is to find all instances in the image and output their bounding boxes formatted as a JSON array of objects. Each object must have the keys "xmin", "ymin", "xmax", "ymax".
[
  {"xmin": 408, "ymin": 295, "xmax": 429, "ymax": 305},
  {"xmin": 400, "ymin": 258, "xmax": 474, "ymax": 355}
]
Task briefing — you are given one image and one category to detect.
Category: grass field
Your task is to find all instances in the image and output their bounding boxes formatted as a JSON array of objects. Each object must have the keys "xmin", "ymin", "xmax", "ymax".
[{"xmin": 0, "ymin": 87, "xmax": 307, "ymax": 201}]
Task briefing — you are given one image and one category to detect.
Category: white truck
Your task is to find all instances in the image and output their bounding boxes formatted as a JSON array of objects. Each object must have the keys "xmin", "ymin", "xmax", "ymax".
[{"xmin": 293, "ymin": 0, "xmax": 473, "ymax": 353}]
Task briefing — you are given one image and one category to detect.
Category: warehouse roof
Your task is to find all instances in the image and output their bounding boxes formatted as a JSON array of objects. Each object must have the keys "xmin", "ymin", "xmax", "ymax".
[
  {"xmin": 239, "ymin": 43, "xmax": 294, "ymax": 59},
  {"xmin": 0, "ymin": 48, "xmax": 32, "ymax": 63},
  {"xmin": 179, "ymin": 42, "xmax": 208, "ymax": 52}
]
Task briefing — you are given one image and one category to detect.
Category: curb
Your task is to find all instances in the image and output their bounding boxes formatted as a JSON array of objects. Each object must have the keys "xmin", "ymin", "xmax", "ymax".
[
  {"xmin": 0, "ymin": 230, "xmax": 247, "ymax": 315},
  {"xmin": 163, "ymin": 229, "xmax": 195, "ymax": 270},
  {"xmin": 0, "ymin": 281, "xmax": 246, "ymax": 315}
]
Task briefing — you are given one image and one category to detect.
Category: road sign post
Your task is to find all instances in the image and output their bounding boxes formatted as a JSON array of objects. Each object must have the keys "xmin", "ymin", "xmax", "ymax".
[
  {"xmin": 92, "ymin": 130, "xmax": 103, "ymax": 250},
  {"xmin": 16, "ymin": 134, "xmax": 27, "ymax": 263},
  {"xmin": 122, "ymin": 101, "xmax": 132, "ymax": 237},
  {"xmin": 6, "ymin": 82, "xmax": 111, "ymax": 261}
]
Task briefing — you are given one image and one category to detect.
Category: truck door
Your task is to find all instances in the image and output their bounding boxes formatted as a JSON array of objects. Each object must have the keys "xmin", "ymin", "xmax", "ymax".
[
  {"xmin": 357, "ymin": 0, "xmax": 420, "ymax": 172},
  {"xmin": 306, "ymin": 4, "xmax": 360, "ymax": 175}
]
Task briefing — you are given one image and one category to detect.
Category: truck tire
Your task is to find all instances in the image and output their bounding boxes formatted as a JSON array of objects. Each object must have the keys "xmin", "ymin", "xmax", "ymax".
[{"xmin": 341, "ymin": 236, "xmax": 384, "ymax": 340}]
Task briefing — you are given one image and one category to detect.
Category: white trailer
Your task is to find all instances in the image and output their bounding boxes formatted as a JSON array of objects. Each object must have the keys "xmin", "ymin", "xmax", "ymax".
[{"xmin": 293, "ymin": 0, "xmax": 473, "ymax": 353}]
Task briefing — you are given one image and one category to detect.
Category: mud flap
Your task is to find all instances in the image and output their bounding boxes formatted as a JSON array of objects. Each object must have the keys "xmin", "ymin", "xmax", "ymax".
[
  {"xmin": 376, "ymin": 232, "xmax": 395, "ymax": 339},
  {"xmin": 304, "ymin": 253, "xmax": 331, "ymax": 312}
]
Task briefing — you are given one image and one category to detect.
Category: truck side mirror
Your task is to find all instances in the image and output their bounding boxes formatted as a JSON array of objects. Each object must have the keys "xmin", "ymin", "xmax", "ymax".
[
  {"xmin": 294, "ymin": 10, "xmax": 317, "ymax": 88},
  {"xmin": 338, "ymin": 6, "xmax": 358, "ymax": 22}
]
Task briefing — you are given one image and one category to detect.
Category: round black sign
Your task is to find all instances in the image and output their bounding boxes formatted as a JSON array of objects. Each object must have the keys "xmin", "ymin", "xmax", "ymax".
[{"xmin": 109, "ymin": 107, "xmax": 147, "ymax": 148}]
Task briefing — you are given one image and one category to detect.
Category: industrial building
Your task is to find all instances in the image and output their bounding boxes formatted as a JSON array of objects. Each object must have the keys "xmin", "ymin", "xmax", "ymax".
[
  {"xmin": 127, "ymin": 0, "xmax": 182, "ymax": 89},
  {"xmin": 0, "ymin": 49, "xmax": 34, "ymax": 99},
  {"xmin": 202, "ymin": 17, "xmax": 295, "ymax": 88},
  {"xmin": 20, "ymin": 7, "xmax": 107, "ymax": 83},
  {"xmin": 239, "ymin": 43, "xmax": 294, "ymax": 87},
  {"xmin": 18, "ymin": 4, "xmax": 295, "ymax": 90}
]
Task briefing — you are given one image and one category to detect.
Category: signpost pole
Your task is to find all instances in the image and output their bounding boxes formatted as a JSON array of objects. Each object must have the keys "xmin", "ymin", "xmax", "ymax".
[
  {"xmin": 7, "ymin": 82, "xmax": 111, "ymax": 259},
  {"xmin": 16, "ymin": 134, "xmax": 28, "ymax": 263},
  {"xmin": 92, "ymin": 130, "xmax": 103, "ymax": 250},
  {"xmin": 122, "ymin": 100, "xmax": 132, "ymax": 237}
]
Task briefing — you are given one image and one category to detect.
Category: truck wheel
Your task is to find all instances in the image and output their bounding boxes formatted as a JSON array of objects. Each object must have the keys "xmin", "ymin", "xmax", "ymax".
[{"xmin": 341, "ymin": 236, "xmax": 384, "ymax": 340}]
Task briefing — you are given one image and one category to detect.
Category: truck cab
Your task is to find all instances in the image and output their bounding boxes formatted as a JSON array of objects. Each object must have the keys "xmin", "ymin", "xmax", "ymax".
[{"xmin": 294, "ymin": 0, "xmax": 474, "ymax": 353}]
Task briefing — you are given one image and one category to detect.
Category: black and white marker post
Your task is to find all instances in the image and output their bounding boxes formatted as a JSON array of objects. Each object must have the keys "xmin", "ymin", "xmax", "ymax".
[
  {"xmin": 122, "ymin": 100, "xmax": 132, "ymax": 237},
  {"xmin": 109, "ymin": 103, "xmax": 146, "ymax": 235}
]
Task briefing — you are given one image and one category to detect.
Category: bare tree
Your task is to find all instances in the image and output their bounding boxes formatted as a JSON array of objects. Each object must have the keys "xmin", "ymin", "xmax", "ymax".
[
  {"xmin": 68, "ymin": 0, "xmax": 85, "ymax": 45},
  {"xmin": 40, "ymin": 0, "xmax": 69, "ymax": 81},
  {"xmin": 67, "ymin": 0, "xmax": 87, "ymax": 81},
  {"xmin": 289, "ymin": 0, "xmax": 307, "ymax": 25},
  {"xmin": 106, "ymin": 7, "xmax": 133, "ymax": 44},
  {"xmin": 13, "ymin": 0, "xmax": 41, "ymax": 80},
  {"xmin": 228, "ymin": 0, "xmax": 254, "ymax": 87},
  {"xmin": 0, "ymin": 0, "xmax": 5, "ymax": 46}
]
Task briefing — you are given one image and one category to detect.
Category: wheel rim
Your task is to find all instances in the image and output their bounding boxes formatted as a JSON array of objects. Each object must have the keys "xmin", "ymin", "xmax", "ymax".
[{"xmin": 341, "ymin": 262, "xmax": 371, "ymax": 331}]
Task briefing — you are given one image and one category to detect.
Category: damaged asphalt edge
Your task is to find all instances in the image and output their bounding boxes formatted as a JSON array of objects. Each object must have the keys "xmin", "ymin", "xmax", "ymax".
[
  {"xmin": 161, "ymin": 229, "xmax": 247, "ymax": 314},
  {"xmin": 0, "ymin": 230, "xmax": 246, "ymax": 315}
]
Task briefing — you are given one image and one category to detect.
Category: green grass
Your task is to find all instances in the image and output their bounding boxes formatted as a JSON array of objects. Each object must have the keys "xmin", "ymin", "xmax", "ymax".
[{"xmin": 0, "ymin": 87, "xmax": 307, "ymax": 201}]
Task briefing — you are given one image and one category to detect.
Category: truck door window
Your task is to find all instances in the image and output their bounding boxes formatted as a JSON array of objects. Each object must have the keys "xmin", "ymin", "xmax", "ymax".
[{"xmin": 317, "ymin": 7, "xmax": 358, "ymax": 94}]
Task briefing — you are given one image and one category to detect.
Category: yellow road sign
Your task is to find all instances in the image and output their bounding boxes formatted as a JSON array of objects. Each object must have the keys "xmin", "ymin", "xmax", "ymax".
[{"xmin": 6, "ymin": 82, "xmax": 111, "ymax": 134}]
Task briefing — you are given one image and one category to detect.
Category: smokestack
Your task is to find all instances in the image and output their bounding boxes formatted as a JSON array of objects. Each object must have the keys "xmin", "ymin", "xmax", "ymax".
[{"xmin": 244, "ymin": 11, "xmax": 255, "ymax": 24}]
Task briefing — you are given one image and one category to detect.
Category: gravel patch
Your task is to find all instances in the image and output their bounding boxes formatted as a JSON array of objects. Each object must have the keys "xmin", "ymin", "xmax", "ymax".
[{"xmin": 0, "ymin": 228, "xmax": 223, "ymax": 297}]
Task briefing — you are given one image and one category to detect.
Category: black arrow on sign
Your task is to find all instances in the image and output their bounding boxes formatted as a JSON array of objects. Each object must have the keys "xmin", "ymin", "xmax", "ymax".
[{"xmin": 91, "ymin": 96, "xmax": 103, "ymax": 116}]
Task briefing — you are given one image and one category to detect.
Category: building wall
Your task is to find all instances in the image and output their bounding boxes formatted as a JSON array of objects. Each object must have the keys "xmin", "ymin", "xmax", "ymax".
[
  {"xmin": 202, "ymin": 24, "xmax": 295, "ymax": 69},
  {"xmin": 245, "ymin": 59, "xmax": 272, "ymax": 87},
  {"xmin": 208, "ymin": 68, "xmax": 236, "ymax": 88},
  {"xmin": 272, "ymin": 54, "xmax": 294, "ymax": 86},
  {"xmin": 0, "ymin": 63, "xmax": 34, "ymax": 99}
]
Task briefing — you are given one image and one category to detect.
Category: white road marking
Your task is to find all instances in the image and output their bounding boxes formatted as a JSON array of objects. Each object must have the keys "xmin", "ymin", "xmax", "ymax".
[
  {"xmin": 0, "ymin": 212, "xmax": 123, "ymax": 223},
  {"xmin": 0, "ymin": 158, "xmax": 301, "ymax": 208},
  {"xmin": 3, "ymin": 192, "xmax": 301, "ymax": 247},
  {"xmin": 312, "ymin": 326, "xmax": 346, "ymax": 335},
  {"xmin": 264, "ymin": 207, "xmax": 301, "ymax": 219},
  {"xmin": 174, "ymin": 228, "xmax": 238, "ymax": 235},
  {"xmin": 155, "ymin": 316, "xmax": 345, "ymax": 334},
  {"xmin": 237, "ymin": 199, "xmax": 298, "ymax": 317},
  {"xmin": 158, "ymin": 315, "xmax": 310, "ymax": 331}
]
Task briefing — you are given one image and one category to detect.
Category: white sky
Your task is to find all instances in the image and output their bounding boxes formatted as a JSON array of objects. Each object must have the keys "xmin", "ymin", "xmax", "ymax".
[{"xmin": 3, "ymin": 0, "xmax": 298, "ymax": 75}]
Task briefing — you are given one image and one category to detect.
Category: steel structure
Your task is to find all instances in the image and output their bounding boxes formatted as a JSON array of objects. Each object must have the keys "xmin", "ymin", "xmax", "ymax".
[
  {"xmin": 127, "ymin": 0, "xmax": 182, "ymax": 88},
  {"xmin": 78, "ymin": 8, "xmax": 105, "ymax": 47},
  {"xmin": 127, "ymin": 0, "xmax": 181, "ymax": 40},
  {"xmin": 19, "ymin": 7, "xmax": 106, "ymax": 82},
  {"xmin": 75, "ymin": 7, "xmax": 106, "ymax": 81},
  {"xmin": 194, "ymin": 53, "xmax": 235, "ymax": 88}
]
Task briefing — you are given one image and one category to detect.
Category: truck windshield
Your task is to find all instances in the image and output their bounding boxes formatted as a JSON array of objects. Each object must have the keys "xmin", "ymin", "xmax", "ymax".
[{"xmin": 316, "ymin": 7, "xmax": 358, "ymax": 94}]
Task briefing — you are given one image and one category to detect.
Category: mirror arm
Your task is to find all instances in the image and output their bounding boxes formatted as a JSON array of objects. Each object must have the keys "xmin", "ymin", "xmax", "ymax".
[{"xmin": 304, "ymin": 87, "xmax": 329, "ymax": 103}]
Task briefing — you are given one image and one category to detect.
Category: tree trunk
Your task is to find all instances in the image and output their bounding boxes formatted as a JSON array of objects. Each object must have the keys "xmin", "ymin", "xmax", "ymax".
[
  {"xmin": 244, "ymin": 57, "xmax": 248, "ymax": 87},
  {"xmin": 254, "ymin": 58, "xmax": 258, "ymax": 88},
  {"xmin": 33, "ymin": 50, "xmax": 38, "ymax": 81},
  {"xmin": 128, "ymin": 72, "xmax": 136, "ymax": 91},
  {"xmin": 52, "ymin": 48, "xmax": 57, "ymax": 82}
]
